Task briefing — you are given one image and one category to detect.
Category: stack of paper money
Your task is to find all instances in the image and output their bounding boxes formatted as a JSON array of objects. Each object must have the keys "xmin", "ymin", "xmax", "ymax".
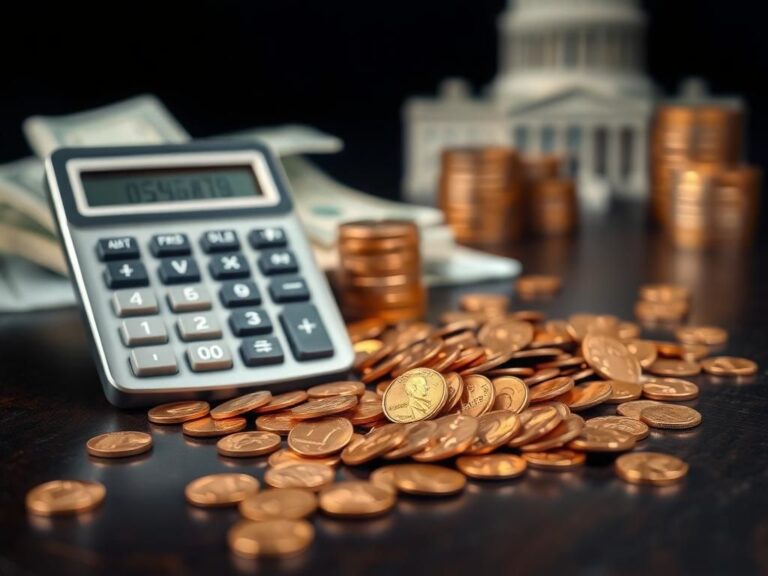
[{"xmin": 0, "ymin": 95, "xmax": 519, "ymax": 311}]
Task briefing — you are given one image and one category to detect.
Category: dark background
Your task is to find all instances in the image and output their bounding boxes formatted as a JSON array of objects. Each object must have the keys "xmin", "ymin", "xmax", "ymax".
[{"xmin": 1, "ymin": 0, "xmax": 765, "ymax": 205}]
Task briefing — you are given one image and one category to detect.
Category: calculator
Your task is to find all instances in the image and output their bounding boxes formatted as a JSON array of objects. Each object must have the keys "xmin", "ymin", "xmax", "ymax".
[{"xmin": 45, "ymin": 142, "xmax": 354, "ymax": 407}]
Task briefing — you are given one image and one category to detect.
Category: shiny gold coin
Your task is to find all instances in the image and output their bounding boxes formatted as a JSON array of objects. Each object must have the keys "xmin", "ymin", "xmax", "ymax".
[
  {"xmin": 615, "ymin": 452, "xmax": 689, "ymax": 485},
  {"xmin": 642, "ymin": 378, "xmax": 699, "ymax": 401},
  {"xmin": 264, "ymin": 463, "xmax": 335, "ymax": 491},
  {"xmin": 239, "ymin": 488, "xmax": 317, "ymax": 521},
  {"xmin": 555, "ymin": 381, "xmax": 613, "ymax": 411},
  {"xmin": 411, "ymin": 414, "xmax": 479, "ymax": 462},
  {"xmin": 346, "ymin": 401, "xmax": 385, "ymax": 425},
  {"xmin": 507, "ymin": 404, "xmax": 565, "ymax": 447},
  {"xmin": 582, "ymin": 334, "xmax": 641, "ymax": 383},
  {"xmin": 307, "ymin": 381, "xmax": 365, "ymax": 399},
  {"xmin": 383, "ymin": 421, "xmax": 438, "ymax": 459},
  {"xmin": 341, "ymin": 423, "xmax": 407, "ymax": 465},
  {"xmin": 522, "ymin": 449, "xmax": 585, "ymax": 471},
  {"xmin": 216, "ymin": 431, "xmax": 282, "ymax": 458},
  {"xmin": 369, "ymin": 466, "xmax": 399, "ymax": 493},
  {"xmin": 625, "ymin": 339, "xmax": 658, "ymax": 368},
  {"xmin": 491, "ymin": 376, "xmax": 529, "ymax": 413},
  {"xmin": 228, "ymin": 519, "xmax": 314, "ymax": 558},
  {"xmin": 568, "ymin": 427, "xmax": 635, "ymax": 452},
  {"xmin": 647, "ymin": 358, "xmax": 701, "ymax": 377},
  {"xmin": 524, "ymin": 368, "xmax": 561, "ymax": 386},
  {"xmin": 26, "ymin": 480, "xmax": 106, "ymax": 516},
  {"xmin": 392, "ymin": 464, "xmax": 467, "ymax": 496},
  {"xmin": 639, "ymin": 405, "xmax": 702, "ymax": 430},
  {"xmin": 210, "ymin": 391, "xmax": 272, "ymax": 420},
  {"xmin": 86, "ymin": 431, "xmax": 152, "ymax": 458},
  {"xmin": 585, "ymin": 415, "xmax": 650, "ymax": 441},
  {"xmin": 616, "ymin": 400, "xmax": 665, "ymax": 420},
  {"xmin": 459, "ymin": 374, "xmax": 496, "ymax": 417},
  {"xmin": 478, "ymin": 319, "xmax": 534, "ymax": 354},
  {"xmin": 318, "ymin": 481, "xmax": 396, "ymax": 517},
  {"xmin": 185, "ymin": 473, "xmax": 259, "ymax": 507},
  {"xmin": 675, "ymin": 326, "xmax": 728, "ymax": 346},
  {"xmin": 182, "ymin": 416, "xmax": 247, "ymax": 438},
  {"xmin": 288, "ymin": 417, "xmax": 354, "ymax": 457},
  {"xmin": 268, "ymin": 449, "xmax": 341, "ymax": 468},
  {"xmin": 528, "ymin": 376, "xmax": 575, "ymax": 403},
  {"xmin": 382, "ymin": 367, "xmax": 447, "ymax": 423},
  {"xmin": 256, "ymin": 413, "xmax": 300, "ymax": 435},
  {"xmin": 147, "ymin": 400, "xmax": 210, "ymax": 424},
  {"xmin": 289, "ymin": 395, "xmax": 359, "ymax": 420},
  {"xmin": 700, "ymin": 356, "xmax": 758, "ymax": 377},
  {"xmin": 440, "ymin": 372, "xmax": 464, "ymax": 414},
  {"xmin": 520, "ymin": 415, "xmax": 584, "ymax": 452},
  {"xmin": 465, "ymin": 410, "xmax": 522, "ymax": 454},
  {"xmin": 604, "ymin": 380, "xmax": 643, "ymax": 404},
  {"xmin": 254, "ymin": 390, "xmax": 309, "ymax": 413},
  {"xmin": 456, "ymin": 454, "xmax": 527, "ymax": 479}
]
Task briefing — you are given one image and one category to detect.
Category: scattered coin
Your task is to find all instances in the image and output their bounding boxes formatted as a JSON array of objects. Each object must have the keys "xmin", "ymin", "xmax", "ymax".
[
  {"xmin": 639, "ymin": 284, "xmax": 690, "ymax": 304},
  {"xmin": 625, "ymin": 339, "xmax": 658, "ymax": 368},
  {"xmin": 516, "ymin": 275, "xmax": 561, "ymax": 298},
  {"xmin": 239, "ymin": 488, "xmax": 317, "ymax": 521},
  {"xmin": 604, "ymin": 380, "xmax": 643, "ymax": 404},
  {"xmin": 616, "ymin": 400, "xmax": 665, "ymax": 420},
  {"xmin": 254, "ymin": 390, "xmax": 309, "ymax": 413},
  {"xmin": 478, "ymin": 319, "xmax": 534, "ymax": 354},
  {"xmin": 268, "ymin": 449, "xmax": 341, "ymax": 469},
  {"xmin": 26, "ymin": 480, "xmax": 106, "ymax": 516},
  {"xmin": 460, "ymin": 293, "xmax": 509, "ymax": 314},
  {"xmin": 642, "ymin": 378, "xmax": 699, "ymax": 401},
  {"xmin": 210, "ymin": 391, "xmax": 273, "ymax": 420},
  {"xmin": 675, "ymin": 326, "xmax": 728, "ymax": 346},
  {"xmin": 456, "ymin": 454, "xmax": 527, "ymax": 479},
  {"xmin": 520, "ymin": 415, "xmax": 584, "ymax": 452},
  {"xmin": 615, "ymin": 452, "xmax": 689, "ymax": 485},
  {"xmin": 318, "ymin": 481, "xmax": 396, "ymax": 517},
  {"xmin": 585, "ymin": 416, "xmax": 650, "ymax": 441},
  {"xmin": 86, "ymin": 431, "xmax": 152, "ymax": 458},
  {"xmin": 382, "ymin": 367, "xmax": 448, "ymax": 423},
  {"xmin": 346, "ymin": 401, "xmax": 385, "ymax": 425},
  {"xmin": 459, "ymin": 374, "xmax": 496, "ymax": 417},
  {"xmin": 264, "ymin": 463, "xmax": 335, "ymax": 491},
  {"xmin": 412, "ymin": 414, "xmax": 479, "ymax": 462},
  {"xmin": 347, "ymin": 318, "xmax": 388, "ymax": 343},
  {"xmin": 491, "ymin": 376, "xmax": 530, "ymax": 413},
  {"xmin": 528, "ymin": 376, "xmax": 575, "ymax": 403},
  {"xmin": 700, "ymin": 356, "xmax": 758, "ymax": 377},
  {"xmin": 440, "ymin": 372, "xmax": 464, "ymax": 414},
  {"xmin": 217, "ymin": 432, "xmax": 282, "ymax": 458},
  {"xmin": 524, "ymin": 368, "xmax": 561, "ymax": 386},
  {"xmin": 522, "ymin": 450, "xmax": 586, "ymax": 471},
  {"xmin": 369, "ymin": 466, "xmax": 399, "ymax": 493},
  {"xmin": 341, "ymin": 423, "xmax": 407, "ymax": 465},
  {"xmin": 568, "ymin": 428, "xmax": 635, "ymax": 452},
  {"xmin": 307, "ymin": 381, "xmax": 365, "ymax": 398},
  {"xmin": 507, "ymin": 404, "xmax": 564, "ymax": 448},
  {"xmin": 647, "ymin": 359, "xmax": 701, "ymax": 377},
  {"xmin": 256, "ymin": 413, "xmax": 300, "ymax": 435},
  {"xmin": 582, "ymin": 334, "xmax": 641, "ymax": 383},
  {"xmin": 465, "ymin": 411, "xmax": 521, "ymax": 454},
  {"xmin": 383, "ymin": 421, "xmax": 438, "ymax": 459},
  {"xmin": 288, "ymin": 417, "xmax": 354, "ymax": 457},
  {"xmin": 639, "ymin": 405, "xmax": 702, "ymax": 430},
  {"xmin": 555, "ymin": 381, "xmax": 613, "ymax": 411},
  {"xmin": 228, "ymin": 519, "xmax": 314, "ymax": 558},
  {"xmin": 392, "ymin": 464, "xmax": 467, "ymax": 496},
  {"xmin": 182, "ymin": 416, "xmax": 247, "ymax": 438},
  {"xmin": 147, "ymin": 401, "xmax": 210, "ymax": 424},
  {"xmin": 185, "ymin": 473, "xmax": 260, "ymax": 507},
  {"xmin": 289, "ymin": 396, "xmax": 359, "ymax": 420}
]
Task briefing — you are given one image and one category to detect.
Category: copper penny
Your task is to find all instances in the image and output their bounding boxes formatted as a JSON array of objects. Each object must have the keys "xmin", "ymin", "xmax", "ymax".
[
  {"xmin": 585, "ymin": 415, "xmax": 650, "ymax": 441},
  {"xmin": 239, "ymin": 488, "xmax": 317, "ymax": 521},
  {"xmin": 182, "ymin": 416, "xmax": 247, "ymax": 438},
  {"xmin": 341, "ymin": 423, "xmax": 408, "ymax": 465},
  {"xmin": 26, "ymin": 480, "xmax": 106, "ymax": 516},
  {"xmin": 217, "ymin": 431, "xmax": 282, "ymax": 458},
  {"xmin": 412, "ymin": 414, "xmax": 479, "ymax": 462},
  {"xmin": 604, "ymin": 380, "xmax": 643, "ymax": 404},
  {"xmin": 86, "ymin": 431, "xmax": 152, "ymax": 458},
  {"xmin": 615, "ymin": 452, "xmax": 689, "ymax": 485},
  {"xmin": 528, "ymin": 376, "xmax": 575, "ymax": 403},
  {"xmin": 456, "ymin": 454, "xmax": 527, "ymax": 479},
  {"xmin": 147, "ymin": 401, "xmax": 210, "ymax": 424},
  {"xmin": 264, "ymin": 463, "xmax": 335, "ymax": 491},
  {"xmin": 568, "ymin": 427, "xmax": 635, "ymax": 452},
  {"xmin": 520, "ymin": 414, "xmax": 585, "ymax": 452},
  {"xmin": 210, "ymin": 391, "xmax": 273, "ymax": 420},
  {"xmin": 646, "ymin": 358, "xmax": 701, "ymax": 377},
  {"xmin": 700, "ymin": 356, "xmax": 758, "ymax": 377},
  {"xmin": 491, "ymin": 376, "xmax": 530, "ymax": 413},
  {"xmin": 459, "ymin": 374, "xmax": 496, "ymax": 417},
  {"xmin": 392, "ymin": 463, "xmax": 467, "ymax": 496},
  {"xmin": 228, "ymin": 519, "xmax": 314, "ymax": 558},
  {"xmin": 465, "ymin": 410, "xmax": 522, "ymax": 454},
  {"xmin": 307, "ymin": 381, "xmax": 365, "ymax": 399},
  {"xmin": 639, "ymin": 405, "xmax": 702, "ymax": 429},
  {"xmin": 554, "ymin": 381, "xmax": 613, "ymax": 411},
  {"xmin": 642, "ymin": 378, "xmax": 699, "ymax": 401},
  {"xmin": 288, "ymin": 417, "xmax": 354, "ymax": 457},
  {"xmin": 289, "ymin": 396, "xmax": 359, "ymax": 420},
  {"xmin": 318, "ymin": 481, "xmax": 396, "ymax": 518},
  {"xmin": 256, "ymin": 413, "xmax": 300, "ymax": 435},
  {"xmin": 383, "ymin": 421, "xmax": 438, "ymax": 459},
  {"xmin": 522, "ymin": 449, "xmax": 586, "ymax": 471},
  {"xmin": 185, "ymin": 473, "xmax": 259, "ymax": 507},
  {"xmin": 582, "ymin": 334, "xmax": 641, "ymax": 383},
  {"xmin": 254, "ymin": 391, "xmax": 309, "ymax": 413}
]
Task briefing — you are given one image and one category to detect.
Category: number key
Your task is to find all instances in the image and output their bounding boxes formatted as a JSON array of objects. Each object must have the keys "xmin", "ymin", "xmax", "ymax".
[
  {"xmin": 229, "ymin": 308, "xmax": 273, "ymax": 336},
  {"xmin": 112, "ymin": 288, "xmax": 158, "ymax": 317},
  {"xmin": 220, "ymin": 281, "xmax": 261, "ymax": 308},
  {"xmin": 130, "ymin": 346, "xmax": 178, "ymax": 377},
  {"xmin": 167, "ymin": 285, "xmax": 212, "ymax": 312},
  {"xmin": 177, "ymin": 312, "xmax": 222, "ymax": 341},
  {"xmin": 120, "ymin": 317, "xmax": 168, "ymax": 346},
  {"xmin": 187, "ymin": 342, "xmax": 233, "ymax": 372}
]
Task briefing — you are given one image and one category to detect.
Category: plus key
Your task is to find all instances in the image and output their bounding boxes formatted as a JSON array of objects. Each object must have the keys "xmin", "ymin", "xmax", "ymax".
[{"xmin": 279, "ymin": 304, "xmax": 334, "ymax": 360}]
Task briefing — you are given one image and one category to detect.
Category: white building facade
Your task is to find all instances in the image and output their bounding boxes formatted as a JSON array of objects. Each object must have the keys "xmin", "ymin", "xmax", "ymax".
[{"xmin": 403, "ymin": 0, "xmax": 656, "ymax": 210}]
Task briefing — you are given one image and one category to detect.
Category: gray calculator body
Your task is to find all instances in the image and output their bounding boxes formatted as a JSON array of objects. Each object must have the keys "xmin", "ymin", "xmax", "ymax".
[{"xmin": 46, "ymin": 142, "xmax": 354, "ymax": 407}]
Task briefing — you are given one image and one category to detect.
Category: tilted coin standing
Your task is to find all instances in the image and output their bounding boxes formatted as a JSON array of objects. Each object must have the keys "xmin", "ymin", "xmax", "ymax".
[
  {"xmin": 185, "ymin": 473, "xmax": 260, "ymax": 507},
  {"xmin": 582, "ymin": 334, "xmax": 641, "ymax": 383},
  {"xmin": 382, "ymin": 368, "xmax": 448, "ymax": 423},
  {"xmin": 86, "ymin": 431, "xmax": 152, "ymax": 458},
  {"xmin": 26, "ymin": 480, "xmax": 106, "ymax": 516},
  {"xmin": 459, "ymin": 374, "xmax": 496, "ymax": 417},
  {"xmin": 491, "ymin": 376, "xmax": 530, "ymax": 413}
]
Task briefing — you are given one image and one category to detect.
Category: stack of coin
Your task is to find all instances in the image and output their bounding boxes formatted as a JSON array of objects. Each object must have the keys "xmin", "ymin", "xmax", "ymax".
[
  {"xmin": 527, "ymin": 178, "xmax": 578, "ymax": 236},
  {"xmin": 634, "ymin": 283, "xmax": 690, "ymax": 325},
  {"xmin": 336, "ymin": 220, "xmax": 425, "ymax": 322},
  {"xmin": 439, "ymin": 147, "xmax": 524, "ymax": 249}
]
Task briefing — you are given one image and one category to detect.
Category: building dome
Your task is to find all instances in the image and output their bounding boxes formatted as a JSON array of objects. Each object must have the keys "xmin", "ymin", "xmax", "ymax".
[{"xmin": 493, "ymin": 0, "xmax": 653, "ymax": 101}]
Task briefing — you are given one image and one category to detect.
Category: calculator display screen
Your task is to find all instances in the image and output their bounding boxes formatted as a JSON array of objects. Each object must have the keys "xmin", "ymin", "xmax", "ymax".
[{"xmin": 79, "ymin": 166, "xmax": 263, "ymax": 208}]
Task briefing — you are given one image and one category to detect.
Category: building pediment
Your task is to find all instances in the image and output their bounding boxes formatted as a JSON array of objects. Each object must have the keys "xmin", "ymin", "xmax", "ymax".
[{"xmin": 505, "ymin": 87, "xmax": 651, "ymax": 120}]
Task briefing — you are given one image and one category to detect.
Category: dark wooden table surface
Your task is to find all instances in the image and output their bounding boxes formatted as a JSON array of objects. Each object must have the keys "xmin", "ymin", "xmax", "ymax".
[{"xmin": 2, "ymin": 205, "xmax": 767, "ymax": 576}]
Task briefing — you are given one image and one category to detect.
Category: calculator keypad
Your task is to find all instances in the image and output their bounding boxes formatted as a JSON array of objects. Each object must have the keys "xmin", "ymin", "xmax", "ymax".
[
  {"xmin": 209, "ymin": 253, "xmax": 250, "ymax": 280},
  {"xmin": 201, "ymin": 230, "xmax": 239, "ymax": 253},
  {"xmin": 241, "ymin": 336, "xmax": 285, "ymax": 366},
  {"xmin": 112, "ymin": 288, "xmax": 158, "ymax": 317},
  {"xmin": 120, "ymin": 318, "xmax": 168, "ymax": 346},
  {"xmin": 269, "ymin": 277, "xmax": 310, "ymax": 303},
  {"xmin": 159, "ymin": 257, "xmax": 201, "ymax": 285},
  {"xmin": 187, "ymin": 342, "xmax": 233, "ymax": 372},
  {"xmin": 220, "ymin": 280, "xmax": 261, "ymax": 307},
  {"xmin": 280, "ymin": 304, "xmax": 334, "ymax": 360},
  {"xmin": 104, "ymin": 261, "xmax": 149, "ymax": 289},
  {"xmin": 258, "ymin": 249, "xmax": 299, "ymax": 275},
  {"xmin": 130, "ymin": 346, "xmax": 178, "ymax": 376},
  {"xmin": 151, "ymin": 233, "xmax": 191, "ymax": 257},
  {"xmin": 177, "ymin": 312, "xmax": 223, "ymax": 341},
  {"xmin": 229, "ymin": 308, "xmax": 273, "ymax": 336},
  {"xmin": 249, "ymin": 227, "xmax": 287, "ymax": 249},
  {"xmin": 98, "ymin": 236, "xmax": 140, "ymax": 261},
  {"xmin": 167, "ymin": 285, "xmax": 212, "ymax": 312}
]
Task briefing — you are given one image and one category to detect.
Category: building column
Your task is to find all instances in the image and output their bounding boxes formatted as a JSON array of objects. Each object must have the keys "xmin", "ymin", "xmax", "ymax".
[
  {"xmin": 628, "ymin": 123, "xmax": 649, "ymax": 199},
  {"xmin": 580, "ymin": 124, "xmax": 594, "ymax": 179},
  {"xmin": 606, "ymin": 124, "xmax": 622, "ymax": 192},
  {"xmin": 528, "ymin": 122, "xmax": 542, "ymax": 154},
  {"xmin": 554, "ymin": 123, "xmax": 568, "ymax": 158}
]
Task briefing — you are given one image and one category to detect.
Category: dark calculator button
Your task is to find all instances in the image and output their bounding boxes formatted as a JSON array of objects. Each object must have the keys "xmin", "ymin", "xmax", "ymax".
[
  {"xmin": 104, "ymin": 260, "xmax": 149, "ymax": 289},
  {"xmin": 150, "ymin": 233, "xmax": 191, "ymax": 257},
  {"xmin": 97, "ymin": 236, "xmax": 139, "ymax": 261},
  {"xmin": 279, "ymin": 304, "xmax": 334, "ymax": 360},
  {"xmin": 209, "ymin": 253, "xmax": 250, "ymax": 280},
  {"xmin": 158, "ymin": 257, "xmax": 201, "ymax": 285},
  {"xmin": 220, "ymin": 281, "xmax": 261, "ymax": 307},
  {"xmin": 258, "ymin": 249, "xmax": 299, "ymax": 275},
  {"xmin": 200, "ymin": 230, "xmax": 240, "ymax": 253},
  {"xmin": 229, "ymin": 308, "xmax": 273, "ymax": 336},
  {"xmin": 269, "ymin": 277, "xmax": 310, "ymax": 303},
  {"xmin": 240, "ymin": 336, "xmax": 284, "ymax": 367},
  {"xmin": 249, "ymin": 227, "xmax": 287, "ymax": 249}
]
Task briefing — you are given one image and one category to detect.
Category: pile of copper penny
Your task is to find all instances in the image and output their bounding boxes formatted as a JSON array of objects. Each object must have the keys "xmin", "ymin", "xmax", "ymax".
[
  {"xmin": 522, "ymin": 155, "xmax": 578, "ymax": 237},
  {"xmin": 650, "ymin": 103, "xmax": 761, "ymax": 250},
  {"xmin": 25, "ymin": 286, "xmax": 759, "ymax": 560},
  {"xmin": 634, "ymin": 283, "xmax": 691, "ymax": 326},
  {"xmin": 336, "ymin": 220, "xmax": 426, "ymax": 322}
]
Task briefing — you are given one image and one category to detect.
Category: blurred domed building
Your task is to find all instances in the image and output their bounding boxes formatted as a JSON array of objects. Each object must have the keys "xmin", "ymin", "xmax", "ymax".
[{"xmin": 403, "ymin": 0, "xmax": 655, "ymax": 210}]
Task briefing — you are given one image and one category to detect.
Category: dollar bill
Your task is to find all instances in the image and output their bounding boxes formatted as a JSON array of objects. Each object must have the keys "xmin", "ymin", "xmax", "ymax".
[{"xmin": 0, "ymin": 156, "xmax": 54, "ymax": 231}]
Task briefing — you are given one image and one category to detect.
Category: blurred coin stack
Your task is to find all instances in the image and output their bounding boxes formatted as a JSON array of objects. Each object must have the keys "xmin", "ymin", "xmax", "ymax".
[
  {"xmin": 438, "ymin": 147, "xmax": 524, "ymax": 249},
  {"xmin": 522, "ymin": 155, "xmax": 577, "ymax": 236},
  {"xmin": 634, "ymin": 283, "xmax": 690, "ymax": 325},
  {"xmin": 337, "ymin": 220, "xmax": 426, "ymax": 322}
]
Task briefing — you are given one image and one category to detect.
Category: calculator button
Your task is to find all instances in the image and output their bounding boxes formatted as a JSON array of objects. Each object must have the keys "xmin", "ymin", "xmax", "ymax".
[
  {"xmin": 279, "ymin": 304, "xmax": 334, "ymax": 360},
  {"xmin": 249, "ymin": 227, "xmax": 287, "ymax": 249},
  {"xmin": 130, "ymin": 346, "xmax": 178, "ymax": 377},
  {"xmin": 209, "ymin": 253, "xmax": 250, "ymax": 280},
  {"xmin": 269, "ymin": 277, "xmax": 310, "ymax": 303},
  {"xmin": 120, "ymin": 318, "xmax": 168, "ymax": 346},
  {"xmin": 177, "ymin": 312, "xmax": 223, "ymax": 342},
  {"xmin": 104, "ymin": 261, "xmax": 149, "ymax": 289},
  {"xmin": 112, "ymin": 288, "xmax": 158, "ymax": 317},
  {"xmin": 187, "ymin": 342, "xmax": 233, "ymax": 372},
  {"xmin": 200, "ymin": 230, "xmax": 240, "ymax": 253},
  {"xmin": 220, "ymin": 281, "xmax": 261, "ymax": 308},
  {"xmin": 167, "ymin": 285, "xmax": 212, "ymax": 312},
  {"xmin": 150, "ymin": 233, "xmax": 191, "ymax": 257},
  {"xmin": 97, "ymin": 236, "xmax": 139, "ymax": 261},
  {"xmin": 240, "ymin": 336, "xmax": 285, "ymax": 367},
  {"xmin": 229, "ymin": 308, "xmax": 273, "ymax": 336},
  {"xmin": 158, "ymin": 257, "xmax": 201, "ymax": 285},
  {"xmin": 258, "ymin": 249, "xmax": 299, "ymax": 275}
]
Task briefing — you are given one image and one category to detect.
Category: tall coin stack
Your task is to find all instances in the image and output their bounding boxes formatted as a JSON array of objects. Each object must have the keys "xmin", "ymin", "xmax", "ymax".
[
  {"xmin": 337, "ymin": 220, "xmax": 426, "ymax": 322},
  {"xmin": 527, "ymin": 176, "xmax": 578, "ymax": 236},
  {"xmin": 439, "ymin": 147, "xmax": 524, "ymax": 250}
]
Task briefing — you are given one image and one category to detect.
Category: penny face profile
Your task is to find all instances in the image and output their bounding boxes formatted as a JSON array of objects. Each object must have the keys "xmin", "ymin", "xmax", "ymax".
[{"xmin": 383, "ymin": 368, "xmax": 447, "ymax": 423}]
